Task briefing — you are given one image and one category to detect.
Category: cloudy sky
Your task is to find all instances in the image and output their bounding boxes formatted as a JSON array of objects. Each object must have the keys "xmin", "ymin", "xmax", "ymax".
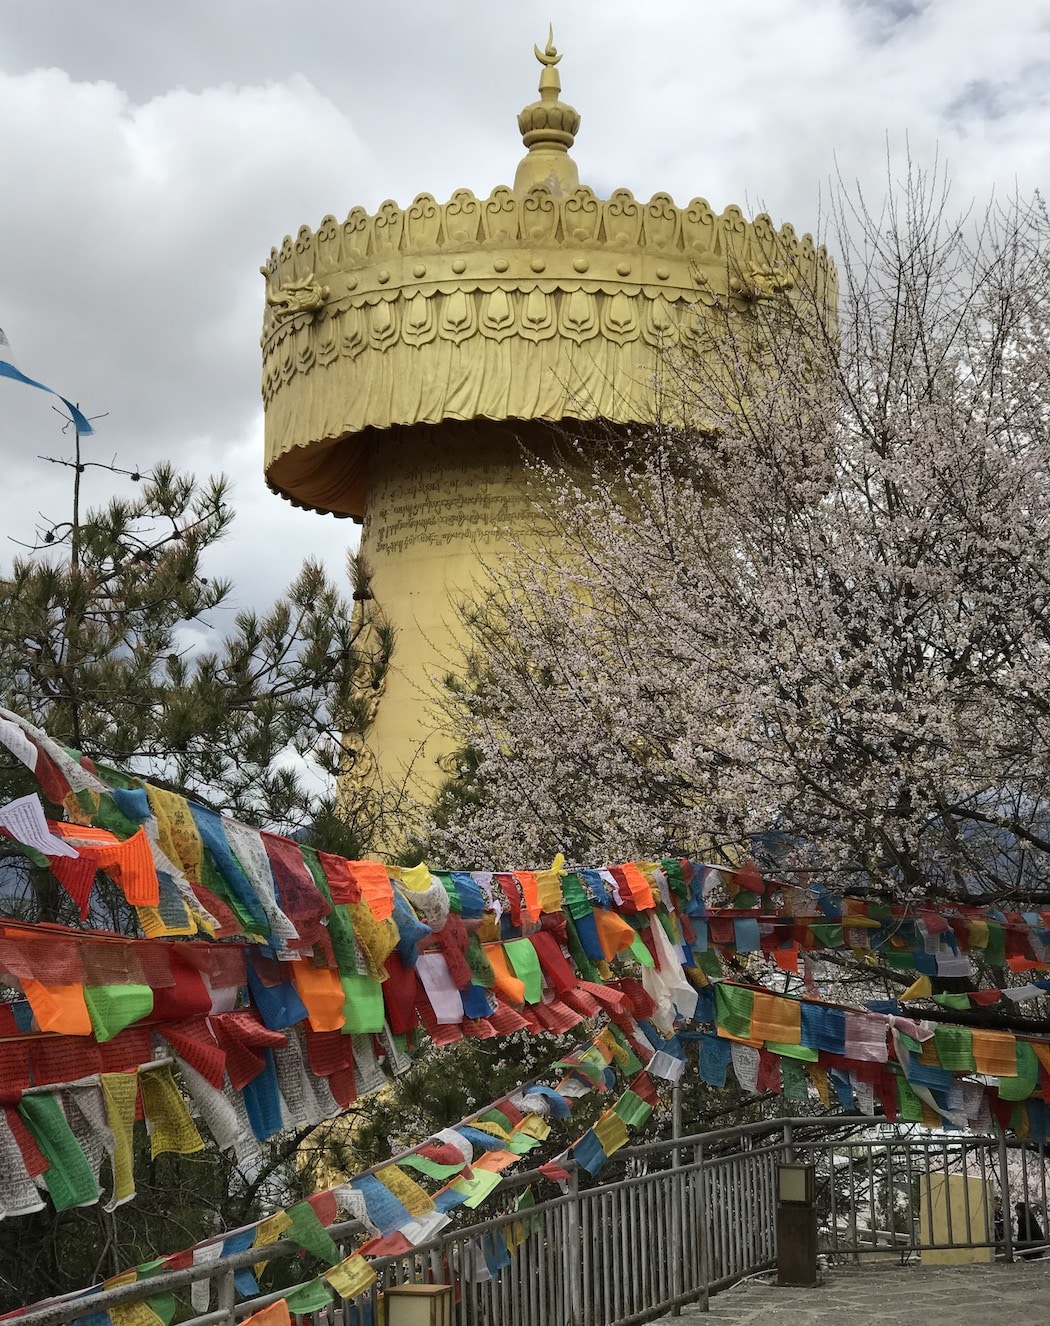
[{"xmin": 1, "ymin": 0, "xmax": 1048, "ymax": 620}]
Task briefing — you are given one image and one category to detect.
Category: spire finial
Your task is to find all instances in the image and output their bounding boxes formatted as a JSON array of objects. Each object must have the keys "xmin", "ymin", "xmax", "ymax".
[
  {"xmin": 534, "ymin": 25, "xmax": 561, "ymax": 69},
  {"xmin": 514, "ymin": 28, "xmax": 581, "ymax": 196}
]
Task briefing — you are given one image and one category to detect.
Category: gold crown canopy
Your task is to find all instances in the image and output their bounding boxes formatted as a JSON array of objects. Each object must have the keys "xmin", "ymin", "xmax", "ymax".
[{"xmin": 260, "ymin": 36, "xmax": 837, "ymax": 518}]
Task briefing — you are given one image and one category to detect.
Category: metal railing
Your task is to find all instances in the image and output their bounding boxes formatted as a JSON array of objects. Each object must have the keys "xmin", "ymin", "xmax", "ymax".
[{"xmin": 17, "ymin": 1117, "xmax": 1050, "ymax": 1326}]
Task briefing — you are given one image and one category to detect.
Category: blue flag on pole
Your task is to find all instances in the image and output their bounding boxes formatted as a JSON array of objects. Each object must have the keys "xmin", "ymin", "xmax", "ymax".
[{"xmin": 0, "ymin": 327, "xmax": 94, "ymax": 435}]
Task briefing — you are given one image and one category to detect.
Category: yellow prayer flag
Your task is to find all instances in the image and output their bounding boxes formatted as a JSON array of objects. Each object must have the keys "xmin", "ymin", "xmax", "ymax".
[
  {"xmin": 255, "ymin": 1211, "xmax": 293, "ymax": 1247},
  {"xmin": 374, "ymin": 1164, "xmax": 435, "ymax": 1216},
  {"xmin": 515, "ymin": 1115, "xmax": 551, "ymax": 1142},
  {"xmin": 478, "ymin": 913, "xmax": 502, "ymax": 943},
  {"xmin": 920, "ymin": 1101, "xmax": 941, "ymax": 1130},
  {"xmin": 451, "ymin": 1169, "xmax": 503, "ymax": 1208},
  {"xmin": 146, "ymin": 784, "xmax": 203, "ymax": 880},
  {"xmin": 580, "ymin": 1043, "xmax": 612, "ymax": 1069},
  {"xmin": 598, "ymin": 1028, "xmax": 628, "ymax": 1067},
  {"xmin": 101, "ymin": 1072, "xmax": 138, "ymax": 1205},
  {"xmin": 139, "ymin": 1065, "xmax": 204, "ymax": 1159},
  {"xmin": 918, "ymin": 1038, "xmax": 941, "ymax": 1066},
  {"xmin": 136, "ymin": 903, "xmax": 197, "ymax": 938},
  {"xmin": 398, "ymin": 862, "xmax": 433, "ymax": 892},
  {"xmin": 324, "ymin": 1254, "xmax": 377, "ymax": 1300},
  {"xmin": 901, "ymin": 975, "xmax": 933, "ymax": 1001},
  {"xmin": 968, "ymin": 919, "xmax": 989, "ymax": 949},
  {"xmin": 471, "ymin": 1118, "xmax": 511, "ymax": 1141},
  {"xmin": 109, "ymin": 1303, "xmax": 165, "ymax": 1326},
  {"xmin": 252, "ymin": 1211, "xmax": 292, "ymax": 1278},
  {"xmin": 809, "ymin": 1066, "xmax": 831, "ymax": 1106},
  {"xmin": 593, "ymin": 1110, "xmax": 629, "ymax": 1156},
  {"xmin": 535, "ymin": 854, "xmax": 565, "ymax": 913}
]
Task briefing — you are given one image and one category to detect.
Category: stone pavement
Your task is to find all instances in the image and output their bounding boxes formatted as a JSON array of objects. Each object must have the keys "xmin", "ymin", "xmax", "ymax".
[{"xmin": 665, "ymin": 1259, "xmax": 1050, "ymax": 1324}]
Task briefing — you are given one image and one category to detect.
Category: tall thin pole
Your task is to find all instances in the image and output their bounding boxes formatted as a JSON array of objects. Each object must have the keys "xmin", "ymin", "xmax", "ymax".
[{"xmin": 70, "ymin": 416, "xmax": 82, "ymax": 571}]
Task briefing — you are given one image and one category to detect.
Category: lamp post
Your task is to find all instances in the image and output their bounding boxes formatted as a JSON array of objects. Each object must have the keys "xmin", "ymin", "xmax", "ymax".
[
  {"xmin": 776, "ymin": 1162, "xmax": 819, "ymax": 1287},
  {"xmin": 383, "ymin": 1284, "xmax": 453, "ymax": 1326}
]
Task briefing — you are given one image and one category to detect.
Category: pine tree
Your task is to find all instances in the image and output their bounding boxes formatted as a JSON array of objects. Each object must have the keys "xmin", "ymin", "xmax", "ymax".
[
  {"xmin": 0, "ymin": 456, "xmax": 393, "ymax": 846},
  {"xmin": 0, "ymin": 443, "xmax": 396, "ymax": 1304}
]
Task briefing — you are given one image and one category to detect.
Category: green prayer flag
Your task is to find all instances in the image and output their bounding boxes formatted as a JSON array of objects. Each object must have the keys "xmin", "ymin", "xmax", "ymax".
[
  {"xmin": 18, "ymin": 1094, "xmax": 99, "ymax": 1211},
  {"xmin": 781, "ymin": 1058, "xmax": 809, "ymax": 1101},
  {"xmin": 465, "ymin": 934, "xmax": 496, "ymax": 988},
  {"xmin": 563, "ymin": 915, "xmax": 601, "ymax": 982},
  {"xmin": 933, "ymin": 1024, "xmax": 976, "ymax": 1071},
  {"xmin": 89, "ymin": 791, "xmax": 144, "ymax": 840},
  {"xmin": 984, "ymin": 923, "xmax": 1006, "ymax": 967},
  {"xmin": 656, "ymin": 908, "xmax": 680, "ymax": 949},
  {"xmin": 479, "ymin": 1108, "xmax": 512, "ymax": 1131},
  {"xmin": 287, "ymin": 1201, "xmax": 340, "ymax": 1266},
  {"xmin": 516, "ymin": 1184, "xmax": 541, "ymax": 1233},
  {"xmin": 452, "ymin": 1168, "xmax": 502, "ymax": 1207},
  {"xmin": 505, "ymin": 1133, "xmax": 540, "ymax": 1155},
  {"xmin": 199, "ymin": 848, "xmax": 265, "ymax": 936},
  {"xmin": 809, "ymin": 923, "xmax": 844, "ymax": 950},
  {"xmin": 933, "ymin": 993, "xmax": 970, "ymax": 1010},
  {"xmin": 627, "ymin": 932, "xmax": 655, "ymax": 968},
  {"xmin": 84, "ymin": 984, "xmax": 154, "ymax": 1043},
  {"xmin": 401, "ymin": 1153, "xmax": 467, "ymax": 1180},
  {"xmin": 147, "ymin": 1294, "xmax": 177, "ymax": 1325},
  {"xmin": 560, "ymin": 873, "xmax": 593, "ymax": 921},
  {"xmin": 613, "ymin": 1090, "xmax": 652, "ymax": 1127},
  {"xmin": 300, "ymin": 845, "xmax": 334, "ymax": 904},
  {"xmin": 998, "ymin": 1040, "xmax": 1039, "ymax": 1102},
  {"xmin": 715, "ymin": 984, "xmax": 755, "ymax": 1040},
  {"xmin": 503, "ymin": 938, "xmax": 544, "ymax": 1002},
  {"xmin": 326, "ymin": 905, "xmax": 361, "ymax": 976},
  {"xmin": 897, "ymin": 1076, "xmax": 923, "ymax": 1123},
  {"xmin": 660, "ymin": 859, "xmax": 688, "ymax": 901},
  {"xmin": 285, "ymin": 1279, "xmax": 334, "ymax": 1314},
  {"xmin": 554, "ymin": 1056, "xmax": 605, "ymax": 1087},
  {"xmin": 434, "ymin": 872, "xmax": 462, "ymax": 914},
  {"xmin": 695, "ymin": 948, "xmax": 724, "ymax": 978},
  {"xmin": 767, "ymin": 1041, "xmax": 819, "ymax": 1062},
  {"xmin": 3, "ymin": 837, "xmax": 48, "ymax": 868},
  {"xmin": 339, "ymin": 972, "xmax": 385, "ymax": 1034}
]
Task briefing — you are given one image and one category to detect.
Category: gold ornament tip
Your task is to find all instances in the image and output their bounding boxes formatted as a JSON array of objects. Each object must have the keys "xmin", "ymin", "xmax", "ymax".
[{"xmin": 535, "ymin": 24, "xmax": 560, "ymax": 66}]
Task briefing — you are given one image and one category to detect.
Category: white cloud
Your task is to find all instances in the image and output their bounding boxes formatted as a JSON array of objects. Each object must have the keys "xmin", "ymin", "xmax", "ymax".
[{"xmin": 1, "ymin": 0, "xmax": 1048, "ymax": 617}]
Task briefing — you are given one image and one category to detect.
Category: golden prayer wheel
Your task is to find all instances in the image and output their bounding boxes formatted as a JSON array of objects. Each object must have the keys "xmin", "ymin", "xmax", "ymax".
[{"xmin": 260, "ymin": 36, "xmax": 836, "ymax": 824}]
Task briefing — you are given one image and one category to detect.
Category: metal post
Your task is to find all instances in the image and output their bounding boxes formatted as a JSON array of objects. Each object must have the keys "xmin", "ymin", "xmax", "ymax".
[
  {"xmin": 216, "ymin": 1268, "xmax": 236, "ymax": 1325},
  {"xmin": 998, "ymin": 1130, "xmax": 1014, "ymax": 1263},
  {"xmin": 696, "ymin": 1142, "xmax": 711, "ymax": 1313},
  {"xmin": 565, "ymin": 1163, "xmax": 584, "ymax": 1326},
  {"xmin": 670, "ymin": 1082, "xmax": 684, "ymax": 1315}
]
